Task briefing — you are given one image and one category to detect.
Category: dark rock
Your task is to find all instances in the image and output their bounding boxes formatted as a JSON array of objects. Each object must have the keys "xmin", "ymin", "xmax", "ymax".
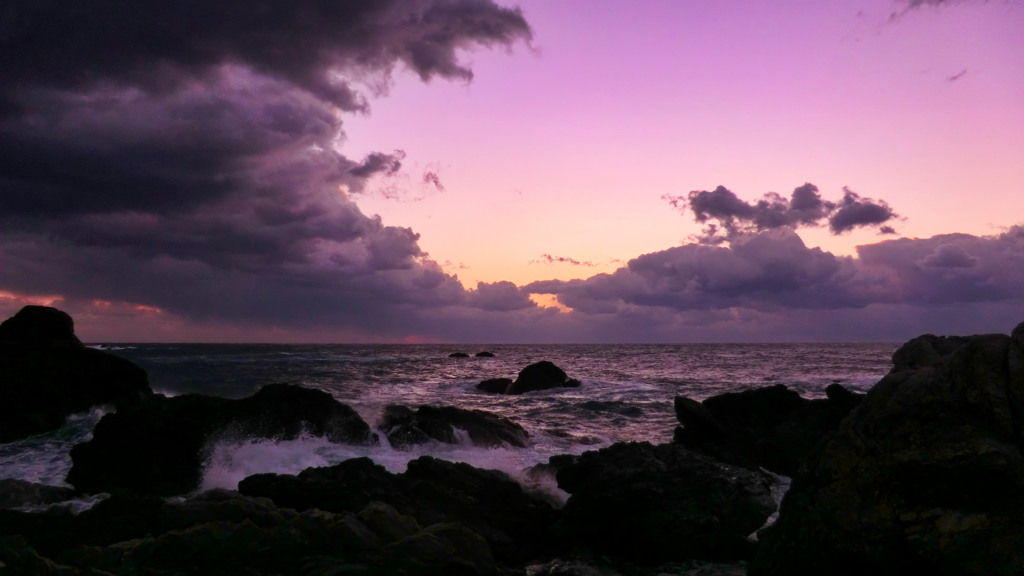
[
  {"xmin": 241, "ymin": 455, "xmax": 561, "ymax": 565},
  {"xmin": 449, "ymin": 352, "xmax": 470, "ymax": 358},
  {"xmin": 752, "ymin": 322, "xmax": 1024, "ymax": 576},
  {"xmin": 379, "ymin": 404, "xmax": 530, "ymax": 449},
  {"xmin": 511, "ymin": 361, "xmax": 581, "ymax": 394},
  {"xmin": 475, "ymin": 351, "xmax": 495, "ymax": 357},
  {"xmin": 0, "ymin": 479, "xmax": 79, "ymax": 510},
  {"xmin": 0, "ymin": 306, "xmax": 152, "ymax": 443},
  {"xmin": 476, "ymin": 377, "xmax": 513, "ymax": 394},
  {"xmin": 383, "ymin": 521, "xmax": 499, "ymax": 575},
  {"xmin": 555, "ymin": 441, "xmax": 776, "ymax": 563},
  {"xmin": 673, "ymin": 383, "xmax": 863, "ymax": 476},
  {"xmin": 67, "ymin": 383, "xmax": 378, "ymax": 496},
  {"xmin": 579, "ymin": 400, "xmax": 644, "ymax": 417},
  {"xmin": 358, "ymin": 501, "xmax": 421, "ymax": 544}
]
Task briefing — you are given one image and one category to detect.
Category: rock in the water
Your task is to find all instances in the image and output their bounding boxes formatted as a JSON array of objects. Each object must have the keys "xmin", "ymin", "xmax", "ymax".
[
  {"xmin": 752, "ymin": 322, "xmax": 1024, "ymax": 576},
  {"xmin": 476, "ymin": 377, "xmax": 514, "ymax": 394},
  {"xmin": 0, "ymin": 479, "xmax": 79, "ymax": 510},
  {"xmin": 449, "ymin": 352, "xmax": 470, "ymax": 358},
  {"xmin": 0, "ymin": 306, "xmax": 152, "ymax": 443},
  {"xmin": 67, "ymin": 383, "xmax": 378, "ymax": 496},
  {"xmin": 555, "ymin": 441, "xmax": 776, "ymax": 563},
  {"xmin": 475, "ymin": 351, "xmax": 495, "ymax": 357},
  {"xmin": 379, "ymin": 404, "xmax": 530, "ymax": 449},
  {"xmin": 477, "ymin": 361, "xmax": 580, "ymax": 395},
  {"xmin": 240, "ymin": 455, "xmax": 561, "ymax": 565},
  {"xmin": 673, "ymin": 383, "xmax": 863, "ymax": 476}
]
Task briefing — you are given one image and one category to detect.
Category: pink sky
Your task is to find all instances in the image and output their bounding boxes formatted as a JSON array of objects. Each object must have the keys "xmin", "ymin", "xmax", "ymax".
[{"xmin": 1, "ymin": 0, "xmax": 1022, "ymax": 342}]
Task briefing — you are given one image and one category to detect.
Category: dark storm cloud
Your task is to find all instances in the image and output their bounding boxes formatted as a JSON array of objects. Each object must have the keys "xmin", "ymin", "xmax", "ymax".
[
  {"xmin": 466, "ymin": 281, "xmax": 537, "ymax": 312},
  {"xmin": 523, "ymin": 226, "xmax": 1024, "ymax": 319},
  {"xmin": 0, "ymin": 0, "xmax": 532, "ymax": 336},
  {"xmin": 667, "ymin": 183, "xmax": 898, "ymax": 243}
]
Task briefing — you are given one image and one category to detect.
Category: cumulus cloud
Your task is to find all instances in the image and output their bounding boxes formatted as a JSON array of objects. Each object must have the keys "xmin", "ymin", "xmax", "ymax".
[
  {"xmin": 665, "ymin": 183, "xmax": 899, "ymax": 243},
  {"xmin": 0, "ymin": 0, "xmax": 532, "ymax": 338}
]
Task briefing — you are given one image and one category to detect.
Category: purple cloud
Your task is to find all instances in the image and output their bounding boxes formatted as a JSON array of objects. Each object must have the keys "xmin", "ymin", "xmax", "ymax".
[{"xmin": 532, "ymin": 254, "xmax": 598, "ymax": 267}]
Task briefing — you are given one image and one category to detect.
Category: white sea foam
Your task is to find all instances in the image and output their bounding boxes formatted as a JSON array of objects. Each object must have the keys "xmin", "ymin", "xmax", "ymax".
[{"xmin": 0, "ymin": 407, "xmax": 108, "ymax": 486}]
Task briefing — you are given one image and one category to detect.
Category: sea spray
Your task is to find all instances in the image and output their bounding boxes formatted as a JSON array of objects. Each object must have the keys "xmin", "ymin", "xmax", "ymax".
[{"xmin": 0, "ymin": 407, "xmax": 108, "ymax": 486}]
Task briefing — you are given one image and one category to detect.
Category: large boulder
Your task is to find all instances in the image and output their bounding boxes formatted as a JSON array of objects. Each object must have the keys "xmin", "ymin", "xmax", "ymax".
[
  {"xmin": 673, "ymin": 383, "xmax": 863, "ymax": 476},
  {"xmin": 67, "ymin": 383, "xmax": 378, "ymax": 496},
  {"xmin": 477, "ymin": 361, "xmax": 580, "ymax": 395},
  {"xmin": 240, "ymin": 455, "xmax": 561, "ymax": 565},
  {"xmin": 0, "ymin": 306, "xmax": 152, "ymax": 443},
  {"xmin": 555, "ymin": 441, "xmax": 776, "ymax": 563},
  {"xmin": 752, "ymin": 322, "xmax": 1024, "ymax": 576},
  {"xmin": 379, "ymin": 404, "xmax": 530, "ymax": 449}
]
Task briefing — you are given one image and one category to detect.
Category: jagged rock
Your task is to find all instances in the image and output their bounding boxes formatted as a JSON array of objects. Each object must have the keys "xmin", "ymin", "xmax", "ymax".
[
  {"xmin": 240, "ymin": 455, "xmax": 561, "ymax": 565},
  {"xmin": 673, "ymin": 383, "xmax": 863, "ymax": 476},
  {"xmin": 379, "ymin": 404, "xmax": 530, "ymax": 449},
  {"xmin": 0, "ymin": 306, "xmax": 152, "ymax": 443},
  {"xmin": 0, "ymin": 479, "xmax": 79, "ymax": 510},
  {"xmin": 477, "ymin": 361, "xmax": 581, "ymax": 395},
  {"xmin": 555, "ymin": 441, "xmax": 776, "ymax": 563},
  {"xmin": 476, "ymin": 377, "xmax": 514, "ymax": 394},
  {"xmin": 752, "ymin": 322, "xmax": 1024, "ymax": 576},
  {"xmin": 67, "ymin": 383, "xmax": 378, "ymax": 496}
]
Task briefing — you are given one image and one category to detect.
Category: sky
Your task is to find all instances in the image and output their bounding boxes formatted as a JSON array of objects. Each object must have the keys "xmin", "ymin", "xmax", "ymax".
[{"xmin": 1, "ymin": 0, "xmax": 1022, "ymax": 343}]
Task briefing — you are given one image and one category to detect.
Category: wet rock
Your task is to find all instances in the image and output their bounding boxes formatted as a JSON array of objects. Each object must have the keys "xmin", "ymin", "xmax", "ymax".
[
  {"xmin": 673, "ymin": 383, "xmax": 863, "ymax": 476},
  {"xmin": 752, "ymin": 322, "xmax": 1024, "ymax": 576},
  {"xmin": 477, "ymin": 361, "xmax": 581, "ymax": 395},
  {"xmin": 475, "ymin": 351, "xmax": 495, "ymax": 357},
  {"xmin": 476, "ymin": 377, "xmax": 513, "ymax": 394},
  {"xmin": 379, "ymin": 404, "xmax": 530, "ymax": 449},
  {"xmin": 0, "ymin": 306, "xmax": 152, "ymax": 443},
  {"xmin": 358, "ymin": 501, "xmax": 421, "ymax": 544},
  {"xmin": 0, "ymin": 479, "xmax": 79, "ymax": 510},
  {"xmin": 556, "ymin": 441, "xmax": 776, "ymax": 563},
  {"xmin": 67, "ymin": 383, "xmax": 377, "ymax": 496},
  {"xmin": 449, "ymin": 352, "xmax": 470, "ymax": 358}
]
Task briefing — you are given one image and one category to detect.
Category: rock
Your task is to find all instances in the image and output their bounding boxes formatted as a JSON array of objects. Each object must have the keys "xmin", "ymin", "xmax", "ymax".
[
  {"xmin": 752, "ymin": 322, "xmax": 1024, "ymax": 576},
  {"xmin": 477, "ymin": 361, "xmax": 581, "ymax": 395},
  {"xmin": 0, "ymin": 479, "xmax": 79, "ymax": 510},
  {"xmin": 475, "ymin": 351, "xmax": 495, "ymax": 357},
  {"xmin": 673, "ymin": 383, "xmax": 863, "ymax": 476},
  {"xmin": 555, "ymin": 441, "xmax": 776, "ymax": 563},
  {"xmin": 449, "ymin": 352, "xmax": 470, "ymax": 358},
  {"xmin": 476, "ymin": 377, "xmax": 513, "ymax": 394},
  {"xmin": 0, "ymin": 306, "xmax": 152, "ymax": 443},
  {"xmin": 358, "ymin": 501, "xmax": 421, "ymax": 544},
  {"xmin": 67, "ymin": 383, "xmax": 378, "ymax": 496},
  {"xmin": 379, "ymin": 404, "xmax": 530, "ymax": 449},
  {"xmin": 241, "ymin": 455, "xmax": 561, "ymax": 565},
  {"xmin": 383, "ymin": 521, "xmax": 499, "ymax": 575}
]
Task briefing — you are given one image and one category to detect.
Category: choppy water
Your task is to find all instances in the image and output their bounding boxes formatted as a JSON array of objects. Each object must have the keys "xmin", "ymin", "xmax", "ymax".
[{"xmin": 0, "ymin": 343, "xmax": 897, "ymax": 499}]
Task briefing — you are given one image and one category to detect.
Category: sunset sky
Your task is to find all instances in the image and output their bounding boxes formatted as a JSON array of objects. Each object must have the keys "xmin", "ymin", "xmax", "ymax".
[{"xmin": 1, "ymin": 0, "xmax": 1022, "ymax": 343}]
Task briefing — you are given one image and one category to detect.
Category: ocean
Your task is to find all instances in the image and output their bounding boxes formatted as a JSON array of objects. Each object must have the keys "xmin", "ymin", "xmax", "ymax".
[{"xmin": 0, "ymin": 342, "xmax": 897, "ymax": 502}]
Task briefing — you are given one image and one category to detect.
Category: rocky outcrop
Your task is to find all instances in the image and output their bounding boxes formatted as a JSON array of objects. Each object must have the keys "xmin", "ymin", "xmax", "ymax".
[
  {"xmin": 67, "ymin": 383, "xmax": 378, "ymax": 496},
  {"xmin": 239, "ymin": 455, "xmax": 561, "ymax": 565},
  {"xmin": 673, "ymin": 383, "xmax": 863, "ymax": 476},
  {"xmin": 0, "ymin": 488, "xmax": 501, "ymax": 576},
  {"xmin": 752, "ymin": 322, "xmax": 1024, "ymax": 576},
  {"xmin": 379, "ymin": 404, "xmax": 530, "ymax": 449},
  {"xmin": 555, "ymin": 441, "xmax": 776, "ymax": 563},
  {"xmin": 0, "ymin": 306, "xmax": 152, "ymax": 443},
  {"xmin": 0, "ymin": 479, "xmax": 79, "ymax": 510},
  {"xmin": 476, "ymin": 360, "xmax": 581, "ymax": 395}
]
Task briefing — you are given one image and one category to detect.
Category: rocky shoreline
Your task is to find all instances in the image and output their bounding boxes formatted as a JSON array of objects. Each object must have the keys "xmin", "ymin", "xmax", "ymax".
[{"xmin": 2, "ymin": 305, "xmax": 1023, "ymax": 575}]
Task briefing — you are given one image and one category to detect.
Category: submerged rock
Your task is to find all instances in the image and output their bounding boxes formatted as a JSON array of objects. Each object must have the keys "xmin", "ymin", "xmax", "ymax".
[
  {"xmin": 0, "ymin": 306, "xmax": 152, "ymax": 443},
  {"xmin": 379, "ymin": 404, "xmax": 530, "ymax": 449},
  {"xmin": 477, "ymin": 360, "xmax": 581, "ymax": 395},
  {"xmin": 67, "ymin": 383, "xmax": 378, "ymax": 496},
  {"xmin": 555, "ymin": 441, "xmax": 776, "ymax": 563},
  {"xmin": 673, "ymin": 383, "xmax": 863, "ymax": 476},
  {"xmin": 752, "ymin": 322, "xmax": 1024, "ymax": 576}
]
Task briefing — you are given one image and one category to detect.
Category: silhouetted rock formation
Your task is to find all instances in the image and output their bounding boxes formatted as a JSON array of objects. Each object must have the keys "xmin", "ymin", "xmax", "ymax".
[
  {"xmin": 752, "ymin": 322, "xmax": 1024, "ymax": 576},
  {"xmin": 673, "ymin": 383, "xmax": 863, "ymax": 476},
  {"xmin": 554, "ymin": 441, "xmax": 776, "ymax": 563},
  {"xmin": 475, "ymin": 351, "xmax": 495, "ymax": 357},
  {"xmin": 476, "ymin": 360, "xmax": 581, "ymax": 395},
  {"xmin": 68, "ymin": 383, "xmax": 378, "ymax": 496},
  {"xmin": 0, "ymin": 305, "xmax": 152, "ymax": 443},
  {"xmin": 448, "ymin": 352, "xmax": 470, "ymax": 358},
  {"xmin": 239, "ymin": 455, "xmax": 560, "ymax": 565},
  {"xmin": 379, "ymin": 404, "xmax": 530, "ymax": 449}
]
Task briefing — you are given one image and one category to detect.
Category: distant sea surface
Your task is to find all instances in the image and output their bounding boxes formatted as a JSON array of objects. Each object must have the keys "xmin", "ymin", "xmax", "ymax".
[{"xmin": 1, "ymin": 343, "xmax": 898, "ymax": 499}]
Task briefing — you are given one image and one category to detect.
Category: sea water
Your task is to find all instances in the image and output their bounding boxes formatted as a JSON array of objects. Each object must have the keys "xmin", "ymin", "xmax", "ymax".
[{"xmin": 0, "ymin": 343, "xmax": 897, "ymax": 499}]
